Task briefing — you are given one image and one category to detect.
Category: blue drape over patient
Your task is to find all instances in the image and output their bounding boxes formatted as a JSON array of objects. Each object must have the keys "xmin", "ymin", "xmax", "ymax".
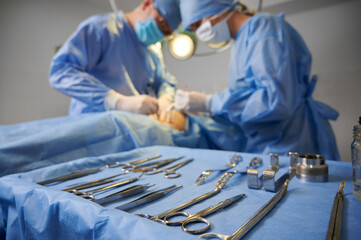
[{"xmin": 0, "ymin": 111, "xmax": 245, "ymax": 177}]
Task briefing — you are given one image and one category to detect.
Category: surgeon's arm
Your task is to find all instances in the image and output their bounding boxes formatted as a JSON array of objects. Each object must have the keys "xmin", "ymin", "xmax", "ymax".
[
  {"xmin": 49, "ymin": 22, "xmax": 110, "ymax": 111},
  {"xmin": 211, "ymin": 35, "xmax": 298, "ymax": 124}
]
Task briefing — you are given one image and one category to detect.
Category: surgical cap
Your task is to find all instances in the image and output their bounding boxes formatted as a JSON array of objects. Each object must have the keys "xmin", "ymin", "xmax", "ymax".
[
  {"xmin": 154, "ymin": 0, "xmax": 181, "ymax": 31},
  {"xmin": 180, "ymin": 0, "xmax": 238, "ymax": 30}
]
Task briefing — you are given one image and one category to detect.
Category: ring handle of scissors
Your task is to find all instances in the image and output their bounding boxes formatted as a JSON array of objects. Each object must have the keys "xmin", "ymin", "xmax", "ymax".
[
  {"xmin": 81, "ymin": 194, "xmax": 95, "ymax": 201},
  {"xmin": 164, "ymin": 170, "xmax": 180, "ymax": 179},
  {"xmin": 182, "ymin": 217, "xmax": 211, "ymax": 234},
  {"xmin": 105, "ymin": 162, "xmax": 122, "ymax": 168},
  {"xmin": 143, "ymin": 167, "xmax": 160, "ymax": 175},
  {"xmin": 163, "ymin": 211, "xmax": 191, "ymax": 226}
]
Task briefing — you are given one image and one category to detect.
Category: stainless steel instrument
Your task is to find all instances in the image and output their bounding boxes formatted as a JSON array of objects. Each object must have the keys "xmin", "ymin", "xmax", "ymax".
[
  {"xmin": 136, "ymin": 172, "xmax": 236, "ymax": 222},
  {"xmin": 326, "ymin": 181, "xmax": 345, "ymax": 240},
  {"xmin": 195, "ymin": 154, "xmax": 241, "ymax": 185},
  {"xmin": 163, "ymin": 194, "xmax": 245, "ymax": 234},
  {"xmin": 199, "ymin": 180, "xmax": 289, "ymax": 240}
]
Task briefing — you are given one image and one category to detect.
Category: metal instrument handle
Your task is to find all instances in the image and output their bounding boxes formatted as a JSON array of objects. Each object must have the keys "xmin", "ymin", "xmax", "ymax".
[
  {"xmin": 326, "ymin": 181, "xmax": 345, "ymax": 240},
  {"xmin": 164, "ymin": 170, "xmax": 180, "ymax": 179},
  {"xmin": 182, "ymin": 217, "xmax": 211, "ymax": 234},
  {"xmin": 216, "ymin": 172, "xmax": 234, "ymax": 189},
  {"xmin": 36, "ymin": 168, "xmax": 101, "ymax": 185},
  {"xmin": 199, "ymin": 180, "xmax": 289, "ymax": 240},
  {"xmin": 150, "ymin": 188, "xmax": 221, "ymax": 221},
  {"xmin": 105, "ymin": 154, "xmax": 161, "ymax": 168}
]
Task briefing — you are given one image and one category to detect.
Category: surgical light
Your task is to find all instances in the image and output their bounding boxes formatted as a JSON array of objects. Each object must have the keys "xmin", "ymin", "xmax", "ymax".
[{"xmin": 168, "ymin": 33, "xmax": 196, "ymax": 60}]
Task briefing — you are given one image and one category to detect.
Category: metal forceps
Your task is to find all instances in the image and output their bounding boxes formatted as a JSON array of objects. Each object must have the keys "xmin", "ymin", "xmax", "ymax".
[
  {"xmin": 199, "ymin": 180, "xmax": 289, "ymax": 240},
  {"xmin": 115, "ymin": 185, "xmax": 183, "ymax": 211},
  {"xmin": 145, "ymin": 159, "xmax": 193, "ymax": 178},
  {"xmin": 164, "ymin": 194, "xmax": 245, "ymax": 234},
  {"xmin": 195, "ymin": 154, "xmax": 241, "ymax": 185},
  {"xmin": 62, "ymin": 173, "xmax": 126, "ymax": 192},
  {"xmin": 136, "ymin": 171, "xmax": 235, "ymax": 222},
  {"xmin": 36, "ymin": 154, "xmax": 160, "ymax": 185},
  {"xmin": 129, "ymin": 156, "xmax": 184, "ymax": 173},
  {"xmin": 326, "ymin": 181, "xmax": 345, "ymax": 240},
  {"xmin": 72, "ymin": 173, "xmax": 144, "ymax": 198},
  {"xmin": 106, "ymin": 154, "xmax": 161, "ymax": 170}
]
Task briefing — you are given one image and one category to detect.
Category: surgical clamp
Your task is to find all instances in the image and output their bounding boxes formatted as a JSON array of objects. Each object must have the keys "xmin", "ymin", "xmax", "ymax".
[
  {"xmin": 115, "ymin": 185, "xmax": 182, "ymax": 211},
  {"xmin": 326, "ymin": 181, "xmax": 345, "ymax": 240},
  {"xmin": 199, "ymin": 180, "xmax": 289, "ymax": 240},
  {"xmin": 220, "ymin": 157, "xmax": 263, "ymax": 179},
  {"xmin": 136, "ymin": 172, "xmax": 236, "ymax": 222},
  {"xmin": 195, "ymin": 154, "xmax": 241, "ymax": 185},
  {"xmin": 144, "ymin": 159, "xmax": 193, "ymax": 178},
  {"xmin": 164, "ymin": 194, "xmax": 245, "ymax": 234}
]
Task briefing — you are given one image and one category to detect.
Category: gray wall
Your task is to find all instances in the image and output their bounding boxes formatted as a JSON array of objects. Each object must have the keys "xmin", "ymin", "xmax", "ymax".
[{"xmin": 0, "ymin": 0, "xmax": 360, "ymax": 162}]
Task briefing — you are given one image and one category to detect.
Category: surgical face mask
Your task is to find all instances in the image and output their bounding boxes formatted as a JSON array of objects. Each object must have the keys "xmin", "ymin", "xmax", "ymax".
[
  {"xmin": 196, "ymin": 11, "xmax": 234, "ymax": 44},
  {"xmin": 135, "ymin": 16, "xmax": 164, "ymax": 47}
]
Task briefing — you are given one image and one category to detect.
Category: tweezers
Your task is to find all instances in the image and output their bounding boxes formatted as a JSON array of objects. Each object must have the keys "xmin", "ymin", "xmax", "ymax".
[{"xmin": 326, "ymin": 181, "xmax": 345, "ymax": 240}]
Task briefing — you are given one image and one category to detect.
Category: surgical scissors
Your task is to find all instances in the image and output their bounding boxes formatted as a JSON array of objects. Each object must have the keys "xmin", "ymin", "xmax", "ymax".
[
  {"xmin": 164, "ymin": 194, "xmax": 245, "ymax": 234},
  {"xmin": 115, "ymin": 185, "xmax": 183, "ymax": 211},
  {"xmin": 195, "ymin": 154, "xmax": 241, "ymax": 185},
  {"xmin": 72, "ymin": 173, "xmax": 144, "ymax": 198},
  {"xmin": 127, "ymin": 156, "xmax": 184, "ymax": 173},
  {"xmin": 145, "ymin": 159, "xmax": 193, "ymax": 178},
  {"xmin": 136, "ymin": 172, "xmax": 236, "ymax": 222}
]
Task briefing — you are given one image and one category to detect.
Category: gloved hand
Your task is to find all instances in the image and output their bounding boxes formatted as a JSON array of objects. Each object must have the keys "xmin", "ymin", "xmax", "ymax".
[
  {"xmin": 105, "ymin": 90, "xmax": 158, "ymax": 115},
  {"xmin": 157, "ymin": 94, "xmax": 174, "ymax": 122},
  {"xmin": 174, "ymin": 89, "xmax": 212, "ymax": 113}
]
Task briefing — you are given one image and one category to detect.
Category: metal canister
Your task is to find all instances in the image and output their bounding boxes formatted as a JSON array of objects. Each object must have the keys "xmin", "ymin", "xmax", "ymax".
[{"xmin": 296, "ymin": 154, "xmax": 328, "ymax": 182}]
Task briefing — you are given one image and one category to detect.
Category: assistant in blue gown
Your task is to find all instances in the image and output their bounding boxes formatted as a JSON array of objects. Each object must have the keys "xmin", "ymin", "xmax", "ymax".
[
  {"xmin": 49, "ymin": 11, "xmax": 176, "ymax": 115},
  {"xmin": 180, "ymin": 0, "xmax": 340, "ymax": 160}
]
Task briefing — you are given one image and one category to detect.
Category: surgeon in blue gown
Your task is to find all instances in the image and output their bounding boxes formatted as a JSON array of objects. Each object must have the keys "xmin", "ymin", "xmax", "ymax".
[
  {"xmin": 176, "ymin": 0, "xmax": 340, "ymax": 160},
  {"xmin": 50, "ymin": 0, "xmax": 180, "ymax": 117}
]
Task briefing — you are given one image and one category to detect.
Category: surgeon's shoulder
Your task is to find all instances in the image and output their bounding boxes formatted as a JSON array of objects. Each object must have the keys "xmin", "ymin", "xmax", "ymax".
[
  {"xmin": 247, "ymin": 12, "xmax": 287, "ymax": 37},
  {"xmin": 77, "ymin": 13, "xmax": 114, "ymax": 32}
]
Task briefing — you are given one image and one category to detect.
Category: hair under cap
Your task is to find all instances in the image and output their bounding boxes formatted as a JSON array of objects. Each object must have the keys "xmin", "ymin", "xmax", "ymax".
[
  {"xmin": 154, "ymin": 0, "xmax": 182, "ymax": 31},
  {"xmin": 180, "ymin": 0, "xmax": 238, "ymax": 30}
]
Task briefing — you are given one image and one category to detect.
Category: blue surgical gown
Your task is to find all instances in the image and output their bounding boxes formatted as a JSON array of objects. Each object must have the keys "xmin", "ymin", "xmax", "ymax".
[
  {"xmin": 211, "ymin": 13, "xmax": 340, "ymax": 160},
  {"xmin": 49, "ymin": 12, "xmax": 176, "ymax": 115}
]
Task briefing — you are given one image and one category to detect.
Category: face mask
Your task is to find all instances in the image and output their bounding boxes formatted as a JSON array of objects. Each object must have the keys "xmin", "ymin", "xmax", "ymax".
[
  {"xmin": 135, "ymin": 16, "xmax": 164, "ymax": 47},
  {"xmin": 196, "ymin": 11, "xmax": 234, "ymax": 44}
]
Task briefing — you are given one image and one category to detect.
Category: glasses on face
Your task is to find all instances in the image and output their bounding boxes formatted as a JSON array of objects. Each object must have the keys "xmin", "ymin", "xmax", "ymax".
[{"xmin": 153, "ymin": 8, "xmax": 172, "ymax": 36}]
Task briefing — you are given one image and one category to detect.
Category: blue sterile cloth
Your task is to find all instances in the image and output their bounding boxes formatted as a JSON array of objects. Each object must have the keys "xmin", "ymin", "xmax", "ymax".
[
  {"xmin": 0, "ymin": 111, "xmax": 245, "ymax": 177},
  {"xmin": 0, "ymin": 146, "xmax": 359, "ymax": 240}
]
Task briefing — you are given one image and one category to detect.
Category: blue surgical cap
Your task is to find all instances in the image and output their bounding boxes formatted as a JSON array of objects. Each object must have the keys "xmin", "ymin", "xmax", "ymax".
[
  {"xmin": 180, "ymin": 0, "xmax": 238, "ymax": 30},
  {"xmin": 154, "ymin": 0, "xmax": 181, "ymax": 31}
]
